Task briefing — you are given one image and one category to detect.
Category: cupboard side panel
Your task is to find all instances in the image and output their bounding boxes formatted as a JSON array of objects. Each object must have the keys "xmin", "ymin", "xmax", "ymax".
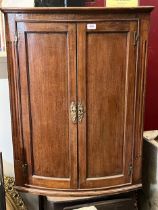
[
  {"xmin": 133, "ymin": 15, "xmax": 151, "ymax": 184},
  {"xmin": 4, "ymin": 14, "xmax": 25, "ymax": 186}
]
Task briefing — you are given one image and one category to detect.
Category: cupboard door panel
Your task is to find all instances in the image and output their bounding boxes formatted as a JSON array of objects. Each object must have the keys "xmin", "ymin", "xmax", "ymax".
[
  {"xmin": 16, "ymin": 22, "xmax": 77, "ymax": 189},
  {"xmin": 28, "ymin": 33, "xmax": 69, "ymax": 178},
  {"xmin": 77, "ymin": 21, "xmax": 138, "ymax": 189}
]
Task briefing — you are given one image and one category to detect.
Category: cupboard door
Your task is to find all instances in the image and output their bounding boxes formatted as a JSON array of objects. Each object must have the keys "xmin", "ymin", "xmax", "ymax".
[
  {"xmin": 16, "ymin": 22, "xmax": 77, "ymax": 189},
  {"xmin": 77, "ymin": 21, "xmax": 138, "ymax": 189}
]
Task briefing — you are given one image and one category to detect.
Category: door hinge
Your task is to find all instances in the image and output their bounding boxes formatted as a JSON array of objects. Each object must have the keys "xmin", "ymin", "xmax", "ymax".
[
  {"xmin": 134, "ymin": 31, "xmax": 139, "ymax": 46},
  {"xmin": 22, "ymin": 163, "xmax": 28, "ymax": 176},
  {"xmin": 128, "ymin": 164, "xmax": 133, "ymax": 176}
]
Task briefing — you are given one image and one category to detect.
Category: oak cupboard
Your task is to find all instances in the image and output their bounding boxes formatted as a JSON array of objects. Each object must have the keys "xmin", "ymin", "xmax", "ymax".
[{"xmin": 1, "ymin": 7, "xmax": 153, "ymax": 197}]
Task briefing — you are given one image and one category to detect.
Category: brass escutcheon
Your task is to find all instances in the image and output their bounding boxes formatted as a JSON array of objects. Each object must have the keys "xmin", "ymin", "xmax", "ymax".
[
  {"xmin": 78, "ymin": 102, "xmax": 85, "ymax": 123},
  {"xmin": 70, "ymin": 101, "xmax": 77, "ymax": 124}
]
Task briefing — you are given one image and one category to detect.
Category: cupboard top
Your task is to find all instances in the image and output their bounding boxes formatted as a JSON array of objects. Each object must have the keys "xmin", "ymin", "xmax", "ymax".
[{"xmin": 0, "ymin": 6, "xmax": 154, "ymax": 14}]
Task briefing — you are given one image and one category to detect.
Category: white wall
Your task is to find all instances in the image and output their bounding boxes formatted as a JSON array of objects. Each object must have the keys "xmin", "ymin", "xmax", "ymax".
[
  {"xmin": 2, "ymin": 0, "xmax": 34, "ymax": 7},
  {"xmin": 0, "ymin": 55, "xmax": 14, "ymax": 177},
  {"xmin": 0, "ymin": 78, "xmax": 14, "ymax": 176}
]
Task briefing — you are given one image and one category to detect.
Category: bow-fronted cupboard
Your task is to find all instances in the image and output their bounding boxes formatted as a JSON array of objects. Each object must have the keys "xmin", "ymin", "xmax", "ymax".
[{"xmin": 1, "ymin": 7, "xmax": 153, "ymax": 197}]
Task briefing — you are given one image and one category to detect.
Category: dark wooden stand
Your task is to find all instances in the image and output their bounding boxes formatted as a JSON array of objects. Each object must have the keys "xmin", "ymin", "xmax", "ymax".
[{"xmin": 40, "ymin": 192, "xmax": 138, "ymax": 210}]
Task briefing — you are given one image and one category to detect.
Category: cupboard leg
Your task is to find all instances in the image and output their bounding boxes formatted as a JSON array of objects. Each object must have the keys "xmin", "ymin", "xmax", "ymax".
[
  {"xmin": 39, "ymin": 195, "xmax": 46, "ymax": 210},
  {"xmin": 134, "ymin": 191, "xmax": 139, "ymax": 210}
]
